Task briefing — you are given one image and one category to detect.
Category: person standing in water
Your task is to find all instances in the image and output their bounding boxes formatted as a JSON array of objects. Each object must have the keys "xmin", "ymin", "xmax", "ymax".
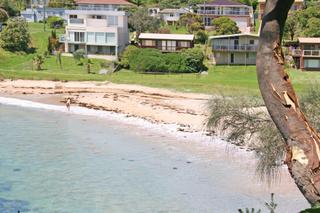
[{"xmin": 66, "ymin": 98, "xmax": 71, "ymax": 111}]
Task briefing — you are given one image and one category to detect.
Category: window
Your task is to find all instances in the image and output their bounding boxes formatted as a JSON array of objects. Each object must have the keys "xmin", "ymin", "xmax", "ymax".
[
  {"xmin": 249, "ymin": 40, "xmax": 255, "ymax": 45},
  {"xmin": 107, "ymin": 16, "xmax": 118, "ymax": 26},
  {"xmin": 305, "ymin": 59, "xmax": 320, "ymax": 68},
  {"xmin": 87, "ymin": 32, "xmax": 95, "ymax": 43},
  {"xmin": 74, "ymin": 32, "xmax": 85, "ymax": 42},
  {"xmin": 179, "ymin": 41, "xmax": 189, "ymax": 48},
  {"xmin": 142, "ymin": 40, "xmax": 155, "ymax": 46},
  {"xmin": 106, "ymin": 33, "xmax": 116, "ymax": 44},
  {"xmin": 170, "ymin": 13, "xmax": 174, "ymax": 17},
  {"xmin": 96, "ymin": 32, "xmax": 105, "ymax": 44},
  {"xmin": 167, "ymin": 40, "xmax": 176, "ymax": 51},
  {"xmin": 70, "ymin": 15, "xmax": 77, "ymax": 19}
]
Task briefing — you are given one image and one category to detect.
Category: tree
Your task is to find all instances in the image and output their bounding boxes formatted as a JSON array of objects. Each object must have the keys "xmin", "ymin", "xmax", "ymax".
[
  {"xmin": 0, "ymin": 8, "xmax": 8, "ymax": 22},
  {"xmin": 0, "ymin": 0, "xmax": 18, "ymax": 16},
  {"xmin": 256, "ymin": 0, "xmax": 320, "ymax": 206},
  {"xmin": 284, "ymin": 11, "xmax": 299, "ymax": 40},
  {"xmin": 304, "ymin": 17, "xmax": 320, "ymax": 37},
  {"xmin": 0, "ymin": 17, "xmax": 31, "ymax": 52},
  {"xmin": 48, "ymin": 0, "xmax": 75, "ymax": 8},
  {"xmin": 128, "ymin": 8, "xmax": 161, "ymax": 36},
  {"xmin": 178, "ymin": 13, "xmax": 203, "ymax": 33},
  {"xmin": 211, "ymin": 17, "xmax": 241, "ymax": 35}
]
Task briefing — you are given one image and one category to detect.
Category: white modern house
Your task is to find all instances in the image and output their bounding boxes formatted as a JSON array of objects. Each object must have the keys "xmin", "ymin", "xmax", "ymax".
[
  {"xmin": 210, "ymin": 33, "xmax": 259, "ymax": 65},
  {"xmin": 159, "ymin": 8, "xmax": 191, "ymax": 25},
  {"xmin": 197, "ymin": 0, "xmax": 254, "ymax": 33},
  {"xmin": 60, "ymin": 0, "xmax": 132, "ymax": 60}
]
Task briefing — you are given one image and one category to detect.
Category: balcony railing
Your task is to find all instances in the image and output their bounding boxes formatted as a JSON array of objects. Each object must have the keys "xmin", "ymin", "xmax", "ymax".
[
  {"xmin": 198, "ymin": 10, "xmax": 250, "ymax": 16},
  {"xmin": 76, "ymin": 6, "xmax": 119, "ymax": 11},
  {"xmin": 69, "ymin": 18, "xmax": 84, "ymax": 24},
  {"xmin": 213, "ymin": 44, "xmax": 258, "ymax": 51}
]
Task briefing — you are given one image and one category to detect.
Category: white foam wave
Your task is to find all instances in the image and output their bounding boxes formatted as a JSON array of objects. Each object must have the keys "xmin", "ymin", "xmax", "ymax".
[{"xmin": 0, "ymin": 96, "xmax": 249, "ymax": 155}]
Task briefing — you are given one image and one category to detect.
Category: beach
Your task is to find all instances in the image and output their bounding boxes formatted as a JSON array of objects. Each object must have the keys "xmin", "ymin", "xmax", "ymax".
[{"xmin": 0, "ymin": 79, "xmax": 212, "ymax": 134}]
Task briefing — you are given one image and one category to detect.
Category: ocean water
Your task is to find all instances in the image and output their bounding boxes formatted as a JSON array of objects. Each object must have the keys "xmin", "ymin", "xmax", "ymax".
[{"xmin": 0, "ymin": 101, "xmax": 309, "ymax": 212}]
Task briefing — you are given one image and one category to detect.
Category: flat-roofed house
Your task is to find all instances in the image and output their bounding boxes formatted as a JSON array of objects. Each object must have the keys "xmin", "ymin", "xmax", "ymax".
[
  {"xmin": 197, "ymin": 0, "xmax": 253, "ymax": 33},
  {"xmin": 60, "ymin": 0, "xmax": 132, "ymax": 60},
  {"xmin": 138, "ymin": 33, "xmax": 194, "ymax": 52},
  {"xmin": 258, "ymin": 0, "xmax": 304, "ymax": 20},
  {"xmin": 210, "ymin": 33, "xmax": 259, "ymax": 65},
  {"xmin": 291, "ymin": 37, "xmax": 320, "ymax": 71},
  {"xmin": 159, "ymin": 8, "xmax": 190, "ymax": 25}
]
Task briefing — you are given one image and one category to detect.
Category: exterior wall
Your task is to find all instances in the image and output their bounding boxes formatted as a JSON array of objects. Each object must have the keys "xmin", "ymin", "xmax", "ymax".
[
  {"xmin": 211, "ymin": 35, "xmax": 258, "ymax": 65},
  {"xmin": 161, "ymin": 13, "xmax": 180, "ymax": 24},
  {"xmin": 291, "ymin": 42, "xmax": 320, "ymax": 71},
  {"xmin": 62, "ymin": 10, "xmax": 129, "ymax": 58},
  {"xmin": 214, "ymin": 52, "xmax": 256, "ymax": 65}
]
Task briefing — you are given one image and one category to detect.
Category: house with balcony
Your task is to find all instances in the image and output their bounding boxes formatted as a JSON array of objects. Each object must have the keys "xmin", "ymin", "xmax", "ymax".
[
  {"xmin": 291, "ymin": 37, "xmax": 320, "ymax": 71},
  {"xmin": 197, "ymin": 0, "xmax": 254, "ymax": 33},
  {"xmin": 258, "ymin": 0, "xmax": 304, "ymax": 20},
  {"xmin": 210, "ymin": 33, "xmax": 259, "ymax": 65},
  {"xmin": 21, "ymin": 8, "xmax": 66, "ymax": 22},
  {"xmin": 60, "ymin": 0, "xmax": 132, "ymax": 60},
  {"xmin": 159, "ymin": 8, "xmax": 191, "ymax": 25},
  {"xmin": 138, "ymin": 33, "xmax": 194, "ymax": 52}
]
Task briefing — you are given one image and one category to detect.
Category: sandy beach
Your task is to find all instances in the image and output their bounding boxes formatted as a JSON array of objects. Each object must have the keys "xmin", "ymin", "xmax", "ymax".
[{"xmin": 0, "ymin": 79, "xmax": 212, "ymax": 134}]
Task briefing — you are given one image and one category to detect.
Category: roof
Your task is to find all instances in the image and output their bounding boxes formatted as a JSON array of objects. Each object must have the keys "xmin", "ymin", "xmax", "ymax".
[
  {"xmin": 76, "ymin": 0, "xmax": 132, "ymax": 5},
  {"xmin": 298, "ymin": 37, "xmax": 320, "ymax": 44},
  {"xmin": 160, "ymin": 8, "xmax": 190, "ymax": 14},
  {"xmin": 198, "ymin": 0, "xmax": 247, "ymax": 6},
  {"xmin": 139, "ymin": 33, "xmax": 194, "ymax": 41},
  {"xmin": 258, "ymin": 0, "xmax": 303, "ymax": 2},
  {"xmin": 209, "ymin": 33, "xmax": 259, "ymax": 39}
]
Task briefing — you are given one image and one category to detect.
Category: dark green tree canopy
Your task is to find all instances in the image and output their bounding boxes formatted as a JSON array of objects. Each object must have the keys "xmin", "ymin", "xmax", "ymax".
[
  {"xmin": 0, "ymin": 17, "xmax": 31, "ymax": 52},
  {"xmin": 211, "ymin": 17, "xmax": 241, "ymax": 35},
  {"xmin": 128, "ymin": 8, "xmax": 160, "ymax": 35}
]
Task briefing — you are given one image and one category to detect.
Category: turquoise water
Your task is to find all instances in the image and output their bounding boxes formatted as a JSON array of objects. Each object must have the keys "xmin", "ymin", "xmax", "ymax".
[{"xmin": 0, "ymin": 104, "xmax": 309, "ymax": 212}]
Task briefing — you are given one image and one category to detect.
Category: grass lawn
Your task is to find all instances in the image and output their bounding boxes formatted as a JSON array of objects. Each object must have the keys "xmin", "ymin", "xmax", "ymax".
[{"xmin": 0, "ymin": 23, "xmax": 320, "ymax": 97}]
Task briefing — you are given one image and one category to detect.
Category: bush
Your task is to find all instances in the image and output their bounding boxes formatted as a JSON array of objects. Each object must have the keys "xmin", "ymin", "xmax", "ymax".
[
  {"xmin": 73, "ymin": 49, "xmax": 86, "ymax": 65},
  {"xmin": 0, "ymin": 8, "xmax": 8, "ymax": 23},
  {"xmin": 0, "ymin": 17, "xmax": 31, "ymax": 52},
  {"xmin": 195, "ymin": 30, "xmax": 208, "ymax": 44},
  {"xmin": 47, "ymin": 16, "xmax": 64, "ymax": 29},
  {"xmin": 122, "ymin": 47, "xmax": 207, "ymax": 73}
]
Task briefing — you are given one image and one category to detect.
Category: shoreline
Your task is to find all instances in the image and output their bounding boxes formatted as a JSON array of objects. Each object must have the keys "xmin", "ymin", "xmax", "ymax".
[{"xmin": 0, "ymin": 79, "xmax": 256, "ymax": 152}]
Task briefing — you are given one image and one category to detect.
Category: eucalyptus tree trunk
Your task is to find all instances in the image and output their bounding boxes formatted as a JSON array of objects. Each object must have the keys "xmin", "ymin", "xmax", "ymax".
[{"xmin": 256, "ymin": 0, "xmax": 320, "ymax": 206}]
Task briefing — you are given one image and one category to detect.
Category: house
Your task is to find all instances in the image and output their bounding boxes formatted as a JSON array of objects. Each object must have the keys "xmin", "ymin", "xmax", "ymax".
[
  {"xmin": 210, "ymin": 33, "xmax": 259, "ymax": 65},
  {"xmin": 291, "ymin": 37, "xmax": 320, "ymax": 71},
  {"xmin": 59, "ymin": 0, "xmax": 132, "ymax": 60},
  {"xmin": 148, "ymin": 8, "xmax": 160, "ymax": 18},
  {"xmin": 21, "ymin": 8, "xmax": 66, "ymax": 22},
  {"xmin": 159, "ymin": 8, "xmax": 190, "ymax": 25},
  {"xmin": 258, "ymin": 0, "xmax": 304, "ymax": 20},
  {"xmin": 138, "ymin": 33, "xmax": 194, "ymax": 52},
  {"xmin": 197, "ymin": 0, "xmax": 254, "ymax": 33}
]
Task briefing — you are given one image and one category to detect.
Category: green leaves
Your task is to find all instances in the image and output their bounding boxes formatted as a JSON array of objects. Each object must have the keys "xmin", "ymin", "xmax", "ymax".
[{"xmin": 211, "ymin": 17, "xmax": 241, "ymax": 36}]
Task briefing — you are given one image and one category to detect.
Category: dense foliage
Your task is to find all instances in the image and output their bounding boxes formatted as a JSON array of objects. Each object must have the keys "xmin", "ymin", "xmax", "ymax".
[
  {"xmin": 48, "ymin": 0, "xmax": 75, "ymax": 8},
  {"xmin": 178, "ymin": 13, "xmax": 203, "ymax": 33},
  {"xmin": 47, "ymin": 16, "xmax": 64, "ymax": 29},
  {"xmin": 211, "ymin": 17, "xmax": 241, "ymax": 35},
  {"xmin": 0, "ymin": 0, "xmax": 18, "ymax": 16},
  {"xmin": 0, "ymin": 17, "xmax": 31, "ymax": 52},
  {"xmin": 120, "ymin": 46, "xmax": 207, "ymax": 73},
  {"xmin": 128, "ymin": 8, "xmax": 161, "ymax": 35},
  {"xmin": 284, "ymin": 2, "xmax": 320, "ymax": 39}
]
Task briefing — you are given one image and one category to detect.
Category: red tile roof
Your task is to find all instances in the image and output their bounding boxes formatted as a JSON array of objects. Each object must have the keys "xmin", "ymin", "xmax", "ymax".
[{"xmin": 76, "ymin": 0, "xmax": 133, "ymax": 5}]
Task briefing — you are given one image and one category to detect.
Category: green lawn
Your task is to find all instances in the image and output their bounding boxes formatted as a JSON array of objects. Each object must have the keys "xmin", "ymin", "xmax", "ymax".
[{"xmin": 0, "ymin": 23, "xmax": 320, "ymax": 97}]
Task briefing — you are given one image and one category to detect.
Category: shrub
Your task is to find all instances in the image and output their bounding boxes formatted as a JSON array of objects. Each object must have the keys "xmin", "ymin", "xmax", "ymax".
[
  {"xmin": 0, "ymin": 8, "xmax": 8, "ymax": 23},
  {"xmin": 47, "ymin": 16, "xmax": 64, "ymax": 29},
  {"xmin": 157, "ymin": 27, "xmax": 171, "ymax": 34},
  {"xmin": 0, "ymin": 17, "xmax": 31, "ymax": 52},
  {"xmin": 119, "ymin": 45, "xmax": 139, "ymax": 69},
  {"xmin": 33, "ymin": 54, "xmax": 45, "ymax": 70},
  {"xmin": 195, "ymin": 30, "xmax": 208, "ymax": 44},
  {"xmin": 73, "ymin": 49, "xmax": 86, "ymax": 65},
  {"xmin": 123, "ymin": 47, "xmax": 207, "ymax": 73},
  {"xmin": 47, "ymin": 30, "xmax": 59, "ymax": 54}
]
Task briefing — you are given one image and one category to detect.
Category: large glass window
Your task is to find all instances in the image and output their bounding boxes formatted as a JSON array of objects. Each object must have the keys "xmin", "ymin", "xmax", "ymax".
[
  {"xmin": 96, "ymin": 32, "xmax": 105, "ymax": 44},
  {"xmin": 305, "ymin": 59, "xmax": 320, "ymax": 68},
  {"xmin": 107, "ymin": 16, "xmax": 118, "ymax": 26},
  {"xmin": 106, "ymin": 33, "xmax": 116, "ymax": 44},
  {"xmin": 87, "ymin": 32, "xmax": 95, "ymax": 43},
  {"xmin": 69, "ymin": 32, "xmax": 85, "ymax": 42}
]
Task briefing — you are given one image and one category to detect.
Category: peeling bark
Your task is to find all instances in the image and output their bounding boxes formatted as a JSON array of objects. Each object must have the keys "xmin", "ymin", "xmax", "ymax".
[{"xmin": 256, "ymin": 0, "xmax": 320, "ymax": 205}]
